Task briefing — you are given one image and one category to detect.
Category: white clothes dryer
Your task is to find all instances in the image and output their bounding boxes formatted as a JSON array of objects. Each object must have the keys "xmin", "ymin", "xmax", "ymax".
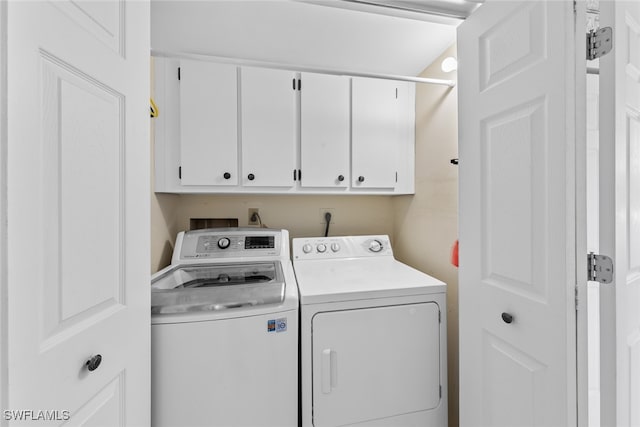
[
  {"xmin": 293, "ymin": 235, "xmax": 447, "ymax": 427},
  {"xmin": 151, "ymin": 228, "xmax": 298, "ymax": 427}
]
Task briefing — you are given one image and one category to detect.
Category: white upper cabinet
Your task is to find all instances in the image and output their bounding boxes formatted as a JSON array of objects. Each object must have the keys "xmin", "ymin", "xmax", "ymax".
[
  {"xmin": 300, "ymin": 72, "xmax": 350, "ymax": 188},
  {"xmin": 153, "ymin": 57, "xmax": 414, "ymax": 195},
  {"xmin": 241, "ymin": 67, "xmax": 296, "ymax": 188},
  {"xmin": 179, "ymin": 60, "xmax": 238, "ymax": 186},
  {"xmin": 352, "ymin": 77, "xmax": 401, "ymax": 189}
]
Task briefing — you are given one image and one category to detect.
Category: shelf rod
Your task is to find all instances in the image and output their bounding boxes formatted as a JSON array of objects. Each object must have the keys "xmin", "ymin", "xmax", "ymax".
[{"xmin": 151, "ymin": 49, "xmax": 456, "ymax": 87}]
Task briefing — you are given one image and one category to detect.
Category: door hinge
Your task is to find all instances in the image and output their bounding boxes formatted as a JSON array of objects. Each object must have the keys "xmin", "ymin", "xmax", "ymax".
[
  {"xmin": 439, "ymin": 385, "xmax": 442, "ymax": 398},
  {"xmin": 586, "ymin": 27, "xmax": 613, "ymax": 61},
  {"xmin": 179, "ymin": 166, "xmax": 182, "ymax": 179},
  {"xmin": 587, "ymin": 252, "xmax": 614, "ymax": 284},
  {"xmin": 298, "ymin": 79, "xmax": 301, "ymax": 91},
  {"xmin": 178, "ymin": 67, "xmax": 181, "ymax": 81},
  {"xmin": 438, "ymin": 310, "xmax": 441, "ymax": 323}
]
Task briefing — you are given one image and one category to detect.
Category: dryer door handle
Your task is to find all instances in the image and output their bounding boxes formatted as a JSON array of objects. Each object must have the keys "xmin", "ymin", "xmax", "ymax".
[{"xmin": 321, "ymin": 349, "xmax": 338, "ymax": 394}]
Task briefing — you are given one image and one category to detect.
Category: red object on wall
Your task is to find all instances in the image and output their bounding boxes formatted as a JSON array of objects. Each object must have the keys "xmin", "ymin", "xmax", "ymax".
[{"xmin": 451, "ymin": 240, "xmax": 459, "ymax": 267}]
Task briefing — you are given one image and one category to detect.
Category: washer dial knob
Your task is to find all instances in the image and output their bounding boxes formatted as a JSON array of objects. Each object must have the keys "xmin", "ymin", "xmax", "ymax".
[
  {"xmin": 317, "ymin": 243, "xmax": 327, "ymax": 253},
  {"xmin": 217, "ymin": 237, "xmax": 231, "ymax": 249},
  {"xmin": 368, "ymin": 240, "xmax": 383, "ymax": 253},
  {"xmin": 302, "ymin": 244, "xmax": 313, "ymax": 254},
  {"xmin": 331, "ymin": 243, "xmax": 341, "ymax": 252}
]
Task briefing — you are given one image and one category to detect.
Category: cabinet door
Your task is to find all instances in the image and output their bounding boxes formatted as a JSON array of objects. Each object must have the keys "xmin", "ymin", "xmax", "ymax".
[
  {"xmin": 311, "ymin": 303, "xmax": 441, "ymax": 427},
  {"xmin": 352, "ymin": 77, "xmax": 399, "ymax": 189},
  {"xmin": 300, "ymin": 73, "xmax": 350, "ymax": 188},
  {"xmin": 241, "ymin": 67, "xmax": 296, "ymax": 187},
  {"xmin": 179, "ymin": 60, "xmax": 238, "ymax": 186}
]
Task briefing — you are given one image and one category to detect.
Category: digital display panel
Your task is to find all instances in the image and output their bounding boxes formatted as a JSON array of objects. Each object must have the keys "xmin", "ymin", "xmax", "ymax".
[{"xmin": 245, "ymin": 236, "xmax": 275, "ymax": 249}]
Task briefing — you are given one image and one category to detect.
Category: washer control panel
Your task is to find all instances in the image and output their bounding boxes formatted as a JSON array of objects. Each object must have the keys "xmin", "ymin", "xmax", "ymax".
[
  {"xmin": 293, "ymin": 235, "xmax": 392, "ymax": 260},
  {"xmin": 176, "ymin": 228, "xmax": 282, "ymax": 261}
]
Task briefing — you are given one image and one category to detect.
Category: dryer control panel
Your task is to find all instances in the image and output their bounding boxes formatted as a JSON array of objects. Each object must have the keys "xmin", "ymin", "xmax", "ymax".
[{"xmin": 292, "ymin": 235, "xmax": 393, "ymax": 261}]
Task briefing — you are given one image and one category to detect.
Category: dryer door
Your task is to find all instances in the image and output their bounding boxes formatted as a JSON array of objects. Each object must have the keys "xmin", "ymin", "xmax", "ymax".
[{"xmin": 311, "ymin": 302, "xmax": 441, "ymax": 427}]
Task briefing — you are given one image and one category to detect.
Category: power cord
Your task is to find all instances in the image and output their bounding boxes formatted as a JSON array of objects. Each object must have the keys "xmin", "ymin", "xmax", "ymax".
[
  {"xmin": 324, "ymin": 212, "xmax": 332, "ymax": 237},
  {"xmin": 251, "ymin": 212, "xmax": 268, "ymax": 228}
]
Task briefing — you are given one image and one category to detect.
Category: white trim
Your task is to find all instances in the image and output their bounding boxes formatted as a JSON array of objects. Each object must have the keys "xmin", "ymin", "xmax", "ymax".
[
  {"xmin": 573, "ymin": 1, "xmax": 590, "ymax": 426},
  {"xmin": 0, "ymin": 0, "xmax": 8, "ymax": 424},
  {"xmin": 151, "ymin": 49, "xmax": 457, "ymax": 87}
]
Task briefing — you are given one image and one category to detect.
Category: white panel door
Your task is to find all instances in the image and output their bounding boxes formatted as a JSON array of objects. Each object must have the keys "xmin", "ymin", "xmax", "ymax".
[
  {"xmin": 6, "ymin": 1, "xmax": 149, "ymax": 425},
  {"xmin": 300, "ymin": 72, "xmax": 350, "ymax": 188},
  {"xmin": 599, "ymin": 2, "xmax": 640, "ymax": 426},
  {"xmin": 179, "ymin": 60, "xmax": 238, "ymax": 186},
  {"xmin": 352, "ymin": 77, "xmax": 398, "ymax": 189},
  {"xmin": 312, "ymin": 303, "xmax": 440, "ymax": 427},
  {"xmin": 458, "ymin": 1, "xmax": 583, "ymax": 426},
  {"xmin": 241, "ymin": 67, "xmax": 296, "ymax": 188}
]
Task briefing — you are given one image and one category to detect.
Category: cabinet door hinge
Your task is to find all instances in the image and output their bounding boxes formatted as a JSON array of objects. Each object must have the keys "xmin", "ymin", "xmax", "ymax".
[
  {"xmin": 178, "ymin": 166, "xmax": 182, "ymax": 179},
  {"xmin": 438, "ymin": 310, "xmax": 441, "ymax": 323},
  {"xmin": 178, "ymin": 67, "xmax": 181, "ymax": 81},
  {"xmin": 298, "ymin": 169, "xmax": 302, "ymax": 181},
  {"xmin": 395, "ymin": 172, "xmax": 398, "ymax": 183},
  {"xmin": 586, "ymin": 27, "xmax": 613, "ymax": 61},
  {"xmin": 293, "ymin": 169, "xmax": 297, "ymax": 181},
  {"xmin": 298, "ymin": 79, "xmax": 301, "ymax": 91},
  {"xmin": 439, "ymin": 385, "xmax": 442, "ymax": 398},
  {"xmin": 587, "ymin": 252, "xmax": 614, "ymax": 284},
  {"xmin": 292, "ymin": 78, "xmax": 296, "ymax": 90}
]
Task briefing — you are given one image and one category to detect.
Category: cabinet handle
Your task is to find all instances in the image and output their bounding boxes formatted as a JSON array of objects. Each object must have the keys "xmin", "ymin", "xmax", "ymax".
[
  {"xmin": 223, "ymin": 172, "xmax": 231, "ymax": 180},
  {"xmin": 358, "ymin": 176, "xmax": 365, "ymax": 183},
  {"xmin": 85, "ymin": 354, "xmax": 102, "ymax": 372},
  {"xmin": 337, "ymin": 175, "xmax": 344, "ymax": 182},
  {"xmin": 501, "ymin": 313, "xmax": 514, "ymax": 324},
  {"xmin": 247, "ymin": 173, "xmax": 255, "ymax": 181}
]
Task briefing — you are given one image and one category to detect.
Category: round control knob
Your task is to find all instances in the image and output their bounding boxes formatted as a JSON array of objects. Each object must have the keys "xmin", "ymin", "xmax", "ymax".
[
  {"xmin": 337, "ymin": 175, "xmax": 345, "ymax": 182},
  {"xmin": 217, "ymin": 237, "xmax": 231, "ymax": 249},
  {"xmin": 223, "ymin": 172, "xmax": 231, "ymax": 180},
  {"xmin": 358, "ymin": 176, "xmax": 365, "ymax": 183},
  {"xmin": 368, "ymin": 240, "xmax": 383, "ymax": 253},
  {"xmin": 302, "ymin": 244, "xmax": 313, "ymax": 254},
  {"xmin": 317, "ymin": 243, "xmax": 327, "ymax": 253},
  {"xmin": 247, "ymin": 173, "xmax": 255, "ymax": 181},
  {"xmin": 331, "ymin": 243, "xmax": 341, "ymax": 252}
]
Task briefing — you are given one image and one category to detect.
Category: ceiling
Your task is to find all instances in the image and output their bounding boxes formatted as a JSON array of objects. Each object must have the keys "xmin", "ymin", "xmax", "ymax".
[{"xmin": 151, "ymin": 1, "xmax": 480, "ymax": 77}]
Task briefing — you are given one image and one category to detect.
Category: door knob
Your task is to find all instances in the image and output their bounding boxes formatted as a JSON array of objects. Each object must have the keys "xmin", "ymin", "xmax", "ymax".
[
  {"xmin": 85, "ymin": 354, "xmax": 102, "ymax": 372},
  {"xmin": 337, "ymin": 175, "xmax": 344, "ymax": 182},
  {"xmin": 223, "ymin": 172, "xmax": 231, "ymax": 180},
  {"xmin": 358, "ymin": 176, "xmax": 365, "ymax": 183},
  {"xmin": 501, "ymin": 313, "xmax": 514, "ymax": 324},
  {"xmin": 247, "ymin": 173, "xmax": 255, "ymax": 181}
]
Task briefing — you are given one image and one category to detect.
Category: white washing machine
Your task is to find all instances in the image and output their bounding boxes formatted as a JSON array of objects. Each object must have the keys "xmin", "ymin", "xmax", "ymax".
[
  {"xmin": 293, "ymin": 235, "xmax": 447, "ymax": 427},
  {"xmin": 151, "ymin": 228, "xmax": 298, "ymax": 427}
]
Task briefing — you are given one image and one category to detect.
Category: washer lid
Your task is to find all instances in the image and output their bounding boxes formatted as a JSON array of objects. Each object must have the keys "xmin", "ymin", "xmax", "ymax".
[
  {"xmin": 151, "ymin": 262, "xmax": 285, "ymax": 314},
  {"xmin": 294, "ymin": 258, "xmax": 445, "ymax": 305}
]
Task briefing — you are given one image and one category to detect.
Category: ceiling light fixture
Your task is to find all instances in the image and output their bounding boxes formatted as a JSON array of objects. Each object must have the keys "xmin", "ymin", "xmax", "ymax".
[{"xmin": 441, "ymin": 56, "xmax": 458, "ymax": 72}]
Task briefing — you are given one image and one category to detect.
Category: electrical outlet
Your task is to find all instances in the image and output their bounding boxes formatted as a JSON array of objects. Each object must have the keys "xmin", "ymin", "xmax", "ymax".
[
  {"xmin": 248, "ymin": 208, "xmax": 260, "ymax": 226},
  {"xmin": 319, "ymin": 208, "xmax": 335, "ymax": 224}
]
